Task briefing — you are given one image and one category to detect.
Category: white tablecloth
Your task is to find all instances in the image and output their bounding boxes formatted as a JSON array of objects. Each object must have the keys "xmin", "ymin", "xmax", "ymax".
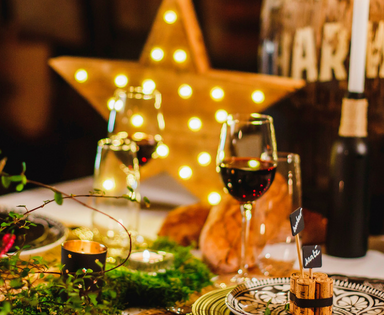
[
  {"xmin": 0, "ymin": 173, "xmax": 198, "ymax": 240},
  {"xmin": 1, "ymin": 174, "xmax": 384, "ymax": 279}
]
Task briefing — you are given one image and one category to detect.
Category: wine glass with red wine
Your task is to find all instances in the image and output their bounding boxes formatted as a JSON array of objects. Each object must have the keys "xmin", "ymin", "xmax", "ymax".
[
  {"xmin": 107, "ymin": 86, "xmax": 165, "ymax": 167},
  {"xmin": 217, "ymin": 113, "xmax": 278, "ymax": 281}
]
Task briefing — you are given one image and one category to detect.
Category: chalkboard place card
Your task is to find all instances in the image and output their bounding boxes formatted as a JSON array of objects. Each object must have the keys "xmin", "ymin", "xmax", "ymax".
[
  {"xmin": 289, "ymin": 207, "xmax": 304, "ymax": 236},
  {"xmin": 302, "ymin": 245, "xmax": 322, "ymax": 269}
]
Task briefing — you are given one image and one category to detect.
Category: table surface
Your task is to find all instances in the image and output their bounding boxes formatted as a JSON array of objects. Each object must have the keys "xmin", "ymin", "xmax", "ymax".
[{"xmin": 0, "ymin": 173, "xmax": 384, "ymax": 280}]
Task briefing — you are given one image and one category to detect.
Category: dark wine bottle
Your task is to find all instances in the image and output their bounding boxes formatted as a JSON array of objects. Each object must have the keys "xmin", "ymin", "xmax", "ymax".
[
  {"xmin": 326, "ymin": 93, "xmax": 369, "ymax": 258},
  {"xmin": 326, "ymin": 0, "xmax": 370, "ymax": 258}
]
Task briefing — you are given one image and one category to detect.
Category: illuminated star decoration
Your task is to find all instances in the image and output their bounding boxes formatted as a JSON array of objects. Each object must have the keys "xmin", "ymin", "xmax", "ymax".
[{"xmin": 49, "ymin": 0, "xmax": 304, "ymax": 205}]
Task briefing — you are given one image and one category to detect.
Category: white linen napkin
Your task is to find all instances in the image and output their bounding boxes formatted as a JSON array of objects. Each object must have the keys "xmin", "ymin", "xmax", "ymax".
[{"xmin": 294, "ymin": 250, "xmax": 384, "ymax": 279}]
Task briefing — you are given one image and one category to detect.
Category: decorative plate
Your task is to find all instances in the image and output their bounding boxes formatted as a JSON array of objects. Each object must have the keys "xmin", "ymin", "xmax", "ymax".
[
  {"xmin": 226, "ymin": 277, "xmax": 384, "ymax": 315},
  {"xmin": 192, "ymin": 286, "xmax": 236, "ymax": 315},
  {"xmin": 0, "ymin": 208, "xmax": 68, "ymax": 258}
]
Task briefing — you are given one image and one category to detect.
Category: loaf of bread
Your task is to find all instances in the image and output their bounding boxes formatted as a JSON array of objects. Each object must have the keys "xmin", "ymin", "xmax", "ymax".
[{"xmin": 158, "ymin": 203, "xmax": 211, "ymax": 247}]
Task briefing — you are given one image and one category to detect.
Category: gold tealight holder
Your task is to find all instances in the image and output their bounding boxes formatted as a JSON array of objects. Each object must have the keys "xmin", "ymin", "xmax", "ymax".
[{"xmin": 127, "ymin": 249, "xmax": 174, "ymax": 275}]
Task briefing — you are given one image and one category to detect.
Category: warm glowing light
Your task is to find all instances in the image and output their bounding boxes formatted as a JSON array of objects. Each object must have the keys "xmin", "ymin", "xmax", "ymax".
[
  {"xmin": 156, "ymin": 144, "xmax": 169, "ymax": 158},
  {"xmin": 163, "ymin": 10, "xmax": 177, "ymax": 24},
  {"xmin": 142, "ymin": 249, "xmax": 150, "ymax": 262},
  {"xmin": 210, "ymin": 87, "xmax": 224, "ymax": 101},
  {"xmin": 197, "ymin": 152, "xmax": 211, "ymax": 166},
  {"xmin": 248, "ymin": 159, "xmax": 260, "ymax": 169},
  {"xmin": 173, "ymin": 49, "xmax": 187, "ymax": 63},
  {"xmin": 252, "ymin": 90, "xmax": 265, "ymax": 104},
  {"xmin": 107, "ymin": 98, "xmax": 115, "ymax": 110},
  {"xmin": 114, "ymin": 99, "xmax": 124, "ymax": 111},
  {"xmin": 114, "ymin": 74, "xmax": 128, "ymax": 88},
  {"xmin": 178, "ymin": 84, "xmax": 193, "ymax": 99},
  {"xmin": 215, "ymin": 110, "xmax": 228, "ymax": 123},
  {"xmin": 133, "ymin": 132, "xmax": 145, "ymax": 141},
  {"xmin": 74, "ymin": 69, "xmax": 88, "ymax": 83},
  {"xmin": 150, "ymin": 48, "xmax": 164, "ymax": 61},
  {"xmin": 142, "ymin": 79, "xmax": 156, "ymax": 93},
  {"xmin": 260, "ymin": 223, "xmax": 266, "ymax": 235},
  {"xmin": 116, "ymin": 131, "xmax": 128, "ymax": 139},
  {"xmin": 188, "ymin": 117, "xmax": 202, "ymax": 131},
  {"xmin": 131, "ymin": 114, "xmax": 144, "ymax": 127},
  {"xmin": 218, "ymin": 151, "xmax": 225, "ymax": 162},
  {"xmin": 208, "ymin": 192, "xmax": 221, "ymax": 205},
  {"xmin": 179, "ymin": 166, "xmax": 192, "ymax": 180},
  {"xmin": 106, "ymin": 257, "xmax": 116, "ymax": 263},
  {"xmin": 127, "ymin": 174, "xmax": 138, "ymax": 190},
  {"xmin": 102, "ymin": 179, "xmax": 115, "ymax": 191}
]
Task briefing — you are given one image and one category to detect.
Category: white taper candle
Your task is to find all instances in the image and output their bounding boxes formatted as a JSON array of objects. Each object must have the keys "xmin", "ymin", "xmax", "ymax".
[{"xmin": 348, "ymin": 0, "xmax": 370, "ymax": 93}]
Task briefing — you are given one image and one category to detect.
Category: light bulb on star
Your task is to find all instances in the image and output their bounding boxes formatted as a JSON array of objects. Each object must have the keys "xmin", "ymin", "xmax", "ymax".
[
  {"xmin": 178, "ymin": 84, "xmax": 192, "ymax": 99},
  {"xmin": 188, "ymin": 117, "xmax": 202, "ymax": 131},
  {"xmin": 210, "ymin": 87, "xmax": 224, "ymax": 101},
  {"xmin": 150, "ymin": 48, "xmax": 165, "ymax": 62},
  {"xmin": 74, "ymin": 69, "xmax": 88, "ymax": 83},
  {"xmin": 179, "ymin": 166, "xmax": 192, "ymax": 180},
  {"xmin": 252, "ymin": 90, "xmax": 265, "ymax": 104},
  {"xmin": 215, "ymin": 110, "xmax": 228, "ymax": 123},
  {"xmin": 197, "ymin": 152, "xmax": 211, "ymax": 166},
  {"xmin": 173, "ymin": 49, "xmax": 187, "ymax": 63},
  {"xmin": 114, "ymin": 74, "xmax": 129, "ymax": 87},
  {"xmin": 142, "ymin": 79, "xmax": 156, "ymax": 93},
  {"xmin": 163, "ymin": 10, "xmax": 177, "ymax": 24},
  {"xmin": 114, "ymin": 99, "xmax": 124, "ymax": 111}
]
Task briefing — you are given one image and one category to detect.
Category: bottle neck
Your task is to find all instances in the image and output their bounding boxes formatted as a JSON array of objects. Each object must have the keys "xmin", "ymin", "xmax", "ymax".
[{"xmin": 338, "ymin": 97, "xmax": 368, "ymax": 137}]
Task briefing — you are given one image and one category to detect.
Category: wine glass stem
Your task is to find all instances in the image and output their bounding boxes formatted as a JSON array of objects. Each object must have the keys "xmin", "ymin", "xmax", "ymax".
[{"xmin": 239, "ymin": 202, "xmax": 253, "ymax": 277}]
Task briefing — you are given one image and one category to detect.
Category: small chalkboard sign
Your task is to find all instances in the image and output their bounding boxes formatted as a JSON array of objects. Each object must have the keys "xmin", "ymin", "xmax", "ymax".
[
  {"xmin": 302, "ymin": 245, "xmax": 322, "ymax": 269},
  {"xmin": 290, "ymin": 207, "xmax": 304, "ymax": 236}
]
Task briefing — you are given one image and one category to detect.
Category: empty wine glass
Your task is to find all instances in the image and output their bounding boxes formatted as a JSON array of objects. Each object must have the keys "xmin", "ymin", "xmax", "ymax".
[
  {"xmin": 217, "ymin": 113, "xmax": 278, "ymax": 282},
  {"xmin": 92, "ymin": 138, "xmax": 140, "ymax": 258},
  {"xmin": 257, "ymin": 152, "xmax": 302, "ymax": 277}
]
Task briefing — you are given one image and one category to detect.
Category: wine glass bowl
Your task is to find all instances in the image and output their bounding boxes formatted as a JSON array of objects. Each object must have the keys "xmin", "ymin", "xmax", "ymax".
[
  {"xmin": 108, "ymin": 86, "xmax": 165, "ymax": 167},
  {"xmin": 217, "ymin": 113, "xmax": 278, "ymax": 281}
]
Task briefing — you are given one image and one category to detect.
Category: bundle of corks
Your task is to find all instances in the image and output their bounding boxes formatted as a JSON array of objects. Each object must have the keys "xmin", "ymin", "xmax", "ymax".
[
  {"xmin": 290, "ymin": 272, "xmax": 333, "ymax": 315},
  {"xmin": 158, "ymin": 172, "xmax": 328, "ymax": 274}
]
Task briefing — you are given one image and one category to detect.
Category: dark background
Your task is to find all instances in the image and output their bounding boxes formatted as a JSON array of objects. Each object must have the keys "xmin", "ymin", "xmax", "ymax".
[{"xmin": 0, "ymin": 0, "xmax": 383, "ymax": 234}]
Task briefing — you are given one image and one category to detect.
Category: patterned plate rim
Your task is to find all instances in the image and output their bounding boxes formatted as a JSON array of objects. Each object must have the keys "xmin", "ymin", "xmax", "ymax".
[
  {"xmin": 225, "ymin": 277, "xmax": 384, "ymax": 315},
  {"xmin": 0, "ymin": 208, "xmax": 68, "ymax": 258}
]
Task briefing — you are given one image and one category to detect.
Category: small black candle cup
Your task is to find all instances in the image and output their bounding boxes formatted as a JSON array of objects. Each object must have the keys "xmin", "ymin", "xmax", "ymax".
[{"xmin": 61, "ymin": 240, "xmax": 107, "ymax": 297}]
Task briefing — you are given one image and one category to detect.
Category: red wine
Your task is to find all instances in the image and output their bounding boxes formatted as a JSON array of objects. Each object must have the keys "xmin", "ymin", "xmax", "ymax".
[
  {"xmin": 113, "ymin": 135, "xmax": 158, "ymax": 167},
  {"xmin": 135, "ymin": 137, "xmax": 158, "ymax": 166},
  {"xmin": 220, "ymin": 158, "xmax": 276, "ymax": 203}
]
